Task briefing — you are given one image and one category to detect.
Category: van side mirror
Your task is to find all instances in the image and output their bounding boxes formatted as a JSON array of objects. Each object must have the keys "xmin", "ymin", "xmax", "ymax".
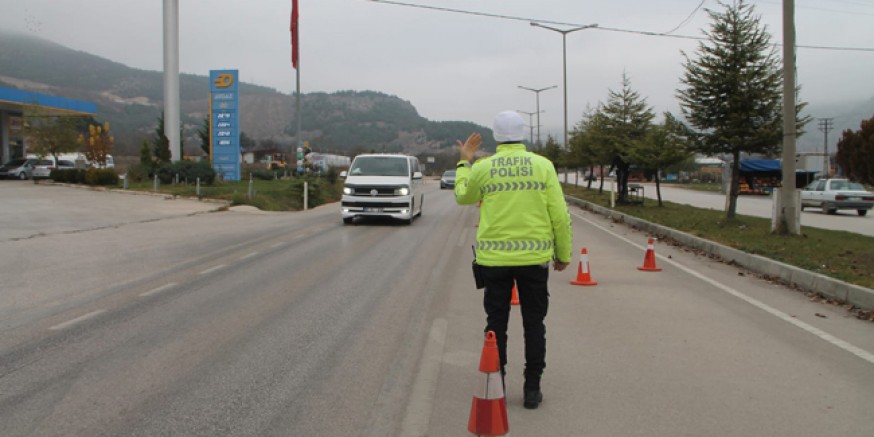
[
  {"xmin": 412, "ymin": 171, "xmax": 423, "ymax": 180},
  {"xmin": 339, "ymin": 171, "xmax": 347, "ymax": 179}
]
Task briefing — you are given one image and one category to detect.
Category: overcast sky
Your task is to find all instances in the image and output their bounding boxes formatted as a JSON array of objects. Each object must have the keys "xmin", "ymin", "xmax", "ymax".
[{"xmin": 2, "ymin": 0, "xmax": 873, "ymax": 148}]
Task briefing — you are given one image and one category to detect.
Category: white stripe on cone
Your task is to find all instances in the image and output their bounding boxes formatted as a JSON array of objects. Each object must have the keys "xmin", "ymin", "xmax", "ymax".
[
  {"xmin": 581, "ymin": 252, "xmax": 590, "ymax": 274},
  {"xmin": 473, "ymin": 372, "xmax": 505, "ymax": 400}
]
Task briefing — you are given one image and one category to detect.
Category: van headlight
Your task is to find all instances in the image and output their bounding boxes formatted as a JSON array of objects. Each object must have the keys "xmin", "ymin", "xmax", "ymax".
[
  {"xmin": 343, "ymin": 186, "xmax": 353, "ymax": 195},
  {"xmin": 395, "ymin": 186, "xmax": 410, "ymax": 196}
]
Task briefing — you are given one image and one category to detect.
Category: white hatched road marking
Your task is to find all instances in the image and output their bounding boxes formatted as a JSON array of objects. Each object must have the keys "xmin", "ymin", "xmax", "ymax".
[{"xmin": 570, "ymin": 210, "xmax": 874, "ymax": 365}]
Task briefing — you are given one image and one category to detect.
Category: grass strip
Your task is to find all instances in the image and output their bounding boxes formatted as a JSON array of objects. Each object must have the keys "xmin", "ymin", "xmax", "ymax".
[{"xmin": 563, "ymin": 184, "xmax": 874, "ymax": 290}]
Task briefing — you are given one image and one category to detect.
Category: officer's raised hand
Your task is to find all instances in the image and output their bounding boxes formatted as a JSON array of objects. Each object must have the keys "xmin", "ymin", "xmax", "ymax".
[{"xmin": 456, "ymin": 132, "xmax": 482, "ymax": 162}]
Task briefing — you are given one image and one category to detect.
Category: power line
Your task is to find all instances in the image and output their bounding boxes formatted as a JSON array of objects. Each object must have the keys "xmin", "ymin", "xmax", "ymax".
[
  {"xmin": 661, "ymin": 0, "xmax": 705, "ymax": 35},
  {"xmin": 367, "ymin": 0, "xmax": 874, "ymax": 52}
]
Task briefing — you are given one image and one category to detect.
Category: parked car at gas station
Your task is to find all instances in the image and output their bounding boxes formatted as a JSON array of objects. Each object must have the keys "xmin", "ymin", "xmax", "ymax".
[
  {"xmin": 0, "ymin": 158, "xmax": 38, "ymax": 180},
  {"xmin": 800, "ymin": 178, "xmax": 874, "ymax": 216},
  {"xmin": 32, "ymin": 158, "xmax": 77, "ymax": 179}
]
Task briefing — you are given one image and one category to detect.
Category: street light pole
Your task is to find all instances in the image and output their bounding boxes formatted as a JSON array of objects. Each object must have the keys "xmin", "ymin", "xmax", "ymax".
[
  {"xmin": 518, "ymin": 85, "xmax": 556, "ymax": 146},
  {"xmin": 516, "ymin": 109, "xmax": 543, "ymax": 145},
  {"xmin": 530, "ymin": 22, "xmax": 597, "ymax": 149}
]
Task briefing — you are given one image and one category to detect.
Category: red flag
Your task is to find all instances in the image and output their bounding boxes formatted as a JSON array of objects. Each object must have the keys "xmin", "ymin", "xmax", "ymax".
[{"xmin": 291, "ymin": 0, "xmax": 299, "ymax": 69}]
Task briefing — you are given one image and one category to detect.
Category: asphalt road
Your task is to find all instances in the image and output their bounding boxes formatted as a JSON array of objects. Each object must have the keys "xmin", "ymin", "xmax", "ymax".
[{"xmin": 1, "ymin": 181, "xmax": 872, "ymax": 436}]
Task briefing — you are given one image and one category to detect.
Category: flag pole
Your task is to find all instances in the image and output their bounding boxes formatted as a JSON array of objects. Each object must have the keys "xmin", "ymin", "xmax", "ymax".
[
  {"xmin": 295, "ymin": 38, "xmax": 301, "ymax": 174},
  {"xmin": 291, "ymin": 0, "xmax": 301, "ymax": 176}
]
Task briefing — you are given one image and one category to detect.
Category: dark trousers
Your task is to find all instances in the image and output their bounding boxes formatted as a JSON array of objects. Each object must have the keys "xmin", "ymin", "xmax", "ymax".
[{"xmin": 482, "ymin": 264, "xmax": 549, "ymax": 386}]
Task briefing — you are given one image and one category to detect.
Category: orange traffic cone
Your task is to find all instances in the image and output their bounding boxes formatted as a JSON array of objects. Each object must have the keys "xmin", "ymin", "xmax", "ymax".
[
  {"xmin": 510, "ymin": 281, "xmax": 520, "ymax": 305},
  {"xmin": 570, "ymin": 248, "xmax": 598, "ymax": 286},
  {"xmin": 638, "ymin": 238, "xmax": 662, "ymax": 272},
  {"xmin": 468, "ymin": 331, "xmax": 509, "ymax": 436}
]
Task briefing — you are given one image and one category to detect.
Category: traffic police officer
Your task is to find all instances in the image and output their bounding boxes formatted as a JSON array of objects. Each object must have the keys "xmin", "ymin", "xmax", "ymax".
[{"xmin": 455, "ymin": 110, "xmax": 573, "ymax": 409}]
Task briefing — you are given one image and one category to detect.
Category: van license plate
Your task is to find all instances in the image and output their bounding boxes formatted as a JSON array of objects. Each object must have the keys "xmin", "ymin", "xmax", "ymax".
[{"xmin": 364, "ymin": 207, "xmax": 382, "ymax": 212}]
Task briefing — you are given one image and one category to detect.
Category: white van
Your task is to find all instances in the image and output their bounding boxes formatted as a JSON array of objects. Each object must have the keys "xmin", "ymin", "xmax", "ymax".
[
  {"xmin": 49, "ymin": 153, "xmax": 114, "ymax": 169},
  {"xmin": 339, "ymin": 154, "xmax": 424, "ymax": 224}
]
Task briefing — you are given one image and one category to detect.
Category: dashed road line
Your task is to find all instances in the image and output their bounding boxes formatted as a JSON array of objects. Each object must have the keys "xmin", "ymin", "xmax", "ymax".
[
  {"xmin": 140, "ymin": 282, "xmax": 177, "ymax": 297},
  {"xmin": 49, "ymin": 310, "xmax": 106, "ymax": 331},
  {"xmin": 199, "ymin": 264, "xmax": 226, "ymax": 275}
]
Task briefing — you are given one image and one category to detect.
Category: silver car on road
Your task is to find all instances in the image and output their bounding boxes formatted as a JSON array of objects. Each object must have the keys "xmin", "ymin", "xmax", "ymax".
[{"xmin": 801, "ymin": 178, "xmax": 874, "ymax": 216}]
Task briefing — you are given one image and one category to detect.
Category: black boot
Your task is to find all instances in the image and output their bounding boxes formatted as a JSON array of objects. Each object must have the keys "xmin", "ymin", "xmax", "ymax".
[
  {"xmin": 523, "ymin": 373, "xmax": 542, "ymax": 409},
  {"xmin": 523, "ymin": 388, "xmax": 542, "ymax": 409}
]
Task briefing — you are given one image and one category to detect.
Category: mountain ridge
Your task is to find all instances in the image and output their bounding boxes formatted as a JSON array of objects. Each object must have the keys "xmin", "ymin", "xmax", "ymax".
[{"xmin": 0, "ymin": 30, "xmax": 494, "ymax": 157}]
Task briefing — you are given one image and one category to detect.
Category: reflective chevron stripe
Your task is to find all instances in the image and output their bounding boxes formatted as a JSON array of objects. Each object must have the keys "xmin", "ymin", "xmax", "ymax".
[
  {"xmin": 480, "ymin": 180, "xmax": 546, "ymax": 195},
  {"xmin": 476, "ymin": 240, "xmax": 554, "ymax": 251}
]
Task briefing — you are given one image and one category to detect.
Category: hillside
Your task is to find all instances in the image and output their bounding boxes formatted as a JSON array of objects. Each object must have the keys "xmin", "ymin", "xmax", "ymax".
[{"xmin": 0, "ymin": 31, "xmax": 495, "ymax": 157}]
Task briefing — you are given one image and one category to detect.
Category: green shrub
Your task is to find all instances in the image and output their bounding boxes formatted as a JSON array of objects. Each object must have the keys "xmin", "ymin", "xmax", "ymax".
[
  {"xmin": 249, "ymin": 169, "xmax": 279, "ymax": 181},
  {"xmin": 84, "ymin": 168, "xmax": 119, "ymax": 186},
  {"xmin": 325, "ymin": 166, "xmax": 340, "ymax": 185},
  {"xmin": 51, "ymin": 169, "xmax": 86, "ymax": 183},
  {"xmin": 125, "ymin": 163, "xmax": 152, "ymax": 183},
  {"xmin": 156, "ymin": 160, "xmax": 216, "ymax": 185}
]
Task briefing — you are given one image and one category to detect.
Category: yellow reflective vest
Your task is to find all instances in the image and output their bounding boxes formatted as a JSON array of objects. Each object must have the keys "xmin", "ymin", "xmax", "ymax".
[{"xmin": 455, "ymin": 143, "xmax": 572, "ymax": 267}]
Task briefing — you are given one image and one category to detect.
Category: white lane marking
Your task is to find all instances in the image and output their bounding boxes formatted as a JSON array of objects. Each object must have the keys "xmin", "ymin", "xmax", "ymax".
[
  {"xmin": 240, "ymin": 251, "xmax": 259, "ymax": 260},
  {"xmin": 139, "ymin": 282, "xmax": 177, "ymax": 297},
  {"xmin": 49, "ymin": 310, "xmax": 106, "ymax": 331},
  {"xmin": 401, "ymin": 318, "xmax": 448, "ymax": 436},
  {"xmin": 570, "ymin": 210, "xmax": 874, "ymax": 365},
  {"xmin": 199, "ymin": 264, "xmax": 226, "ymax": 275}
]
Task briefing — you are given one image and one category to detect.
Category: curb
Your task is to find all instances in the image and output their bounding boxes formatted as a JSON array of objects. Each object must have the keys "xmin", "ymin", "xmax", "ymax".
[
  {"xmin": 37, "ymin": 181, "xmax": 231, "ymax": 209},
  {"xmin": 566, "ymin": 195, "xmax": 874, "ymax": 311}
]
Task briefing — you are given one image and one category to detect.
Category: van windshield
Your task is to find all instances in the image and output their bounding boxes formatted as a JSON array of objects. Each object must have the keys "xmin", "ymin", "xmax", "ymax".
[{"xmin": 349, "ymin": 157, "xmax": 409, "ymax": 176}]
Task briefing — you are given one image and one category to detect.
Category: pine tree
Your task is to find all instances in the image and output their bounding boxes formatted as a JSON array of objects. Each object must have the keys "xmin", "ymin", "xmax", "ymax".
[
  {"xmin": 628, "ymin": 113, "xmax": 693, "ymax": 206},
  {"xmin": 600, "ymin": 73, "xmax": 655, "ymax": 203},
  {"xmin": 140, "ymin": 139, "xmax": 153, "ymax": 168},
  {"xmin": 198, "ymin": 115, "xmax": 210, "ymax": 156},
  {"xmin": 677, "ymin": 0, "xmax": 786, "ymax": 218},
  {"xmin": 153, "ymin": 112, "xmax": 172, "ymax": 164},
  {"xmin": 537, "ymin": 135, "xmax": 563, "ymax": 169}
]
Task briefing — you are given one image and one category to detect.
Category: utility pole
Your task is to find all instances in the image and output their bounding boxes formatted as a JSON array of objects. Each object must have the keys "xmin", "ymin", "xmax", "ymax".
[
  {"xmin": 530, "ymin": 22, "xmax": 597, "ymax": 149},
  {"xmin": 516, "ymin": 110, "xmax": 542, "ymax": 145},
  {"xmin": 818, "ymin": 118, "xmax": 833, "ymax": 177},
  {"xmin": 518, "ymin": 85, "xmax": 556, "ymax": 146},
  {"xmin": 775, "ymin": 0, "xmax": 800, "ymax": 235}
]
